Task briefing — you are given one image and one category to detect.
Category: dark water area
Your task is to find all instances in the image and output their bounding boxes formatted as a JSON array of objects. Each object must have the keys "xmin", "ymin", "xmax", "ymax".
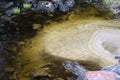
[{"xmin": 0, "ymin": 0, "xmax": 118, "ymax": 80}]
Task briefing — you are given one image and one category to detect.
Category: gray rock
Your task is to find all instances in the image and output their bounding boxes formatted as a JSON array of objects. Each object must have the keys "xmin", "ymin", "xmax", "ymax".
[
  {"xmin": 5, "ymin": 9, "xmax": 13, "ymax": 16},
  {"xmin": 51, "ymin": 0, "xmax": 75, "ymax": 12},
  {"xmin": 63, "ymin": 61, "xmax": 88, "ymax": 76},
  {"xmin": 110, "ymin": 4, "xmax": 120, "ymax": 19},
  {"xmin": 37, "ymin": 1, "xmax": 55, "ymax": 12},
  {"xmin": 51, "ymin": 0, "xmax": 63, "ymax": 6},
  {"xmin": 63, "ymin": 61, "xmax": 120, "ymax": 80},
  {"xmin": 102, "ymin": 64, "xmax": 120, "ymax": 75},
  {"xmin": 5, "ymin": 2, "xmax": 14, "ymax": 9},
  {"xmin": 65, "ymin": 0, "xmax": 75, "ymax": 7},
  {"xmin": 59, "ymin": 4, "xmax": 69, "ymax": 12}
]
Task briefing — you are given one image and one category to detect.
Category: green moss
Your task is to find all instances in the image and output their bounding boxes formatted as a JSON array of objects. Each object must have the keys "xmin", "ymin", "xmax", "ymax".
[
  {"xmin": 102, "ymin": 0, "xmax": 120, "ymax": 5},
  {"xmin": 13, "ymin": 7, "xmax": 20, "ymax": 14},
  {"xmin": 23, "ymin": 3, "xmax": 32, "ymax": 9}
]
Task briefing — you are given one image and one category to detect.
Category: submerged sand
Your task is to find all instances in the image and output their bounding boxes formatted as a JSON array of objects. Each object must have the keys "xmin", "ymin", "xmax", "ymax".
[
  {"xmin": 89, "ymin": 29, "xmax": 120, "ymax": 60},
  {"xmin": 42, "ymin": 19, "xmax": 120, "ymax": 67}
]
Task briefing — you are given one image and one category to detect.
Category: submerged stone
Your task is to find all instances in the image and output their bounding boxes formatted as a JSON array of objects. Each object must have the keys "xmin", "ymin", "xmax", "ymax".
[
  {"xmin": 102, "ymin": 64, "xmax": 120, "ymax": 76},
  {"xmin": 63, "ymin": 61, "xmax": 120, "ymax": 80}
]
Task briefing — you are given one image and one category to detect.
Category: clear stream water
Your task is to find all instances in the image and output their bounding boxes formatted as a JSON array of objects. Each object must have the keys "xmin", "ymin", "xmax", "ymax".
[{"xmin": 1, "ymin": 5, "xmax": 120, "ymax": 80}]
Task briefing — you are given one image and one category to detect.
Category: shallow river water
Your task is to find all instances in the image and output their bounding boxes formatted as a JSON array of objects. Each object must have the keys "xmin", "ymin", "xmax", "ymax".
[{"xmin": 18, "ymin": 14, "xmax": 120, "ymax": 79}]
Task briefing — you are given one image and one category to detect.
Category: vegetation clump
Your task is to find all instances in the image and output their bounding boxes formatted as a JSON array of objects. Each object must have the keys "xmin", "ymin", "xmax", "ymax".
[
  {"xmin": 23, "ymin": 3, "xmax": 32, "ymax": 9},
  {"xmin": 13, "ymin": 7, "xmax": 20, "ymax": 14}
]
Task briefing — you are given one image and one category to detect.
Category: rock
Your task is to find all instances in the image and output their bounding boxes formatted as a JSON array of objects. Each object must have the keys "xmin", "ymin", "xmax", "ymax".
[
  {"xmin": 63, "ymin": 61, "xmax": 120, "ymax": 80},
  {"xmin": 51, "ymin": 0, "xmax": 63, "ymax": 6},
  {"xmin": 51, "ymin": 0, "xmax": 75, "ymax": 12},
  {"xmin": 102, "ymin": 64, "xmax": 120, "ymax": 76},
  {"xmin": 63, "ymin": 61, "xmax": 88, "ymax": 76},
  {"xmin": 65, "ymin": 0, "xmax": 75, "ymax": 8},
  {"xmin": 52, "ymin": 0, "xmax": 69, "ymax": 12},
  {"xmin": 5, "ymin": 2, "xmax": 14, "ymax": 9},
  {"xmin": 37, "ymin": 1, "xmax": 55, "ymax": 12},
  {"xmin": 59, "ymin": 4, "xmax": 69, "ymax": 12},
  {"xmin": 5, "ymin": 9, "xmax": 13, "ymax": 16}
]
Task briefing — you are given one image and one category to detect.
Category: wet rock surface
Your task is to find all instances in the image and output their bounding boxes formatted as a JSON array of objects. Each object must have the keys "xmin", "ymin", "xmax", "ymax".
[{"xmin": 63, "ymin": 60, "xmax": 120, "ymax": 80}]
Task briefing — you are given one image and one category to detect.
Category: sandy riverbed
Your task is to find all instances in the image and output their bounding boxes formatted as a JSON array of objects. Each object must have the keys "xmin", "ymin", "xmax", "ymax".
[{"xmin": 42, "ymin": 18, "xmax": 120, "ymax": 66}]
